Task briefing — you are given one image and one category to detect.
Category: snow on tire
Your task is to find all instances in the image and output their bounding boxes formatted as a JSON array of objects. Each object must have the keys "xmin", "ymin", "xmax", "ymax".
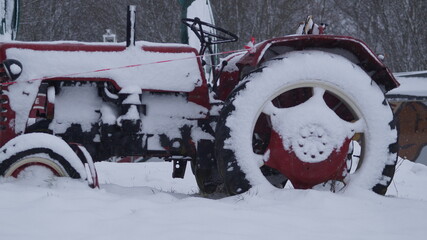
[
  {"xmin": 215, "ymin": 50, "xmax": 398, "ymax": 195},
  {"xmin": 0, "ymin": 133, "xmax": 86, "ymax": 179}
]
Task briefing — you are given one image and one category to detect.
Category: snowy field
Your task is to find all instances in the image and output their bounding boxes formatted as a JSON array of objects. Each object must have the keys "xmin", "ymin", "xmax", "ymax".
[{"xmin": 0, "ymin": 158, "xmax": 426, "ymax": 240}]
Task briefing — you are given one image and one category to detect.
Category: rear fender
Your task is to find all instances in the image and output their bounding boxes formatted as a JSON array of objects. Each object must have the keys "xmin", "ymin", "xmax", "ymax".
[{"xmin": 237, "ymin": 35, "xmax": 399, "ymax": 93}]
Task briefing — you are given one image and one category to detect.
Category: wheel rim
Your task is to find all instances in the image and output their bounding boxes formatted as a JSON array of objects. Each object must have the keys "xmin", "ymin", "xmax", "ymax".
[
  {"xmin": 253, "ymin": 82, "xmax": 366, "ymax": 190},
  {"xmin": 4, "ymin": 157, "xmax": 69, "ymax": 178}
]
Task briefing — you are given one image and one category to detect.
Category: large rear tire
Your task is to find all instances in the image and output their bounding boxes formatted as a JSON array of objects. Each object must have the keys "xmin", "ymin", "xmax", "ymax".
[{"xmin": 216, "ymin": 50, "xmax": 398, "ymax": 195}]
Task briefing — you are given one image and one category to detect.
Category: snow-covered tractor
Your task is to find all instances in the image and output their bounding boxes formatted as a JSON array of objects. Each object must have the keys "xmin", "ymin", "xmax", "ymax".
[{"xmin": 0, "ymin": 11, "xmax": 400, "ymax": 195}]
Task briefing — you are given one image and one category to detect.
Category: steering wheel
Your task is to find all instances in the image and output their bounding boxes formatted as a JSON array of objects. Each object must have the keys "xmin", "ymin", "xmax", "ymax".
[{"xmin": 182, "ymin": 17, "xmax": 238, "ymax": 54}]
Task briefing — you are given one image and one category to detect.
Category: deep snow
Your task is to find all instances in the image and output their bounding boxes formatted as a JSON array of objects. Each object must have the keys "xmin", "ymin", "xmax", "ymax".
[
  {"xmin": 0, "ymin": 158, "xmax": 426, "ymax": 240},
  {"xmin": 0, "ymin": 1, "xmax": 424, "ymax": 237}
]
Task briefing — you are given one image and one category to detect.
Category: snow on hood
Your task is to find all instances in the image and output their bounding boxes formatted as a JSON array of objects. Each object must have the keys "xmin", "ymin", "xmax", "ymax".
[{"xmin": 6, "ymin": 42, "xmax": 202, "ymax": 92}]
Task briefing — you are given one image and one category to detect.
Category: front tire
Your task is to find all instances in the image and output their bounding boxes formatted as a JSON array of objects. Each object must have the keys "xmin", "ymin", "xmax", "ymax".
[{"xmin": 0, "ymin": 133, "xmax": 86, "ymax": 180}]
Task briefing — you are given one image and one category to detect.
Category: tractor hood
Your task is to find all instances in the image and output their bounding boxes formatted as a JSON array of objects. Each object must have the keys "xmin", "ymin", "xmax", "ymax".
[{"xmin": 0, "ymin": 41, "xmax": 205, "ymax": 92}]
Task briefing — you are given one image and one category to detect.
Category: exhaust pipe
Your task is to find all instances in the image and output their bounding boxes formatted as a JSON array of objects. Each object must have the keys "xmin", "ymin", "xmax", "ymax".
[{"xmin": 126, "ymin": 5, "xmax": 136, "ymax": 47}]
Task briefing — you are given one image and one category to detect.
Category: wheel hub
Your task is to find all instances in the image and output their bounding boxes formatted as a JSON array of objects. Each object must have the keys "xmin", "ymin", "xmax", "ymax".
[
  {"xmin": 262, "ymin": 87, "xmax": 359, "ymax": 189},
  {"xmin": 266, "ymin": 130, "xmax": 350, "ymax": 189},
  {"xmin": 293, "ymin": 123, "xmax": 332, "ymax": 163}
]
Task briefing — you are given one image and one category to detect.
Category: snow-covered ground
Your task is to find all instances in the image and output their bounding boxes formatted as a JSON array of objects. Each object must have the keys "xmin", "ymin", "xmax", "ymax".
[{"xmin": 0, "ymin": 158, "xmax": 426, "ymax": 240}]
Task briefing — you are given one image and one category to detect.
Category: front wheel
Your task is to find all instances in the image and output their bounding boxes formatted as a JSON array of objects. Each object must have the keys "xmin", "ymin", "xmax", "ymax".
[
  {"xmin": 0, "ymin": 133, "xmax": 86, "ymax": 180},
  {"xmin": 215, "ymin": 50, "xmax": 398, "ymax": 195}
]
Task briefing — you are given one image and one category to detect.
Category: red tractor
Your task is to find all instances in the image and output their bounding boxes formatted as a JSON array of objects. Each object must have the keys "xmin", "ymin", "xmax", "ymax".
[{"xmin": 0, "ymin": 12, "xmax": 399, "ymax": 195}]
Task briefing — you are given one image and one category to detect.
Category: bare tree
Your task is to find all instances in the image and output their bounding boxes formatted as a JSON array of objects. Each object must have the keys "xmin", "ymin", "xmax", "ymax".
[
  {"xmin": 18, "ymin": 0, "xmax": 181, "ymax": 43},
  {"xmin": 16, "ymin": 0, "xmax": 427, "ymax": 72}
]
